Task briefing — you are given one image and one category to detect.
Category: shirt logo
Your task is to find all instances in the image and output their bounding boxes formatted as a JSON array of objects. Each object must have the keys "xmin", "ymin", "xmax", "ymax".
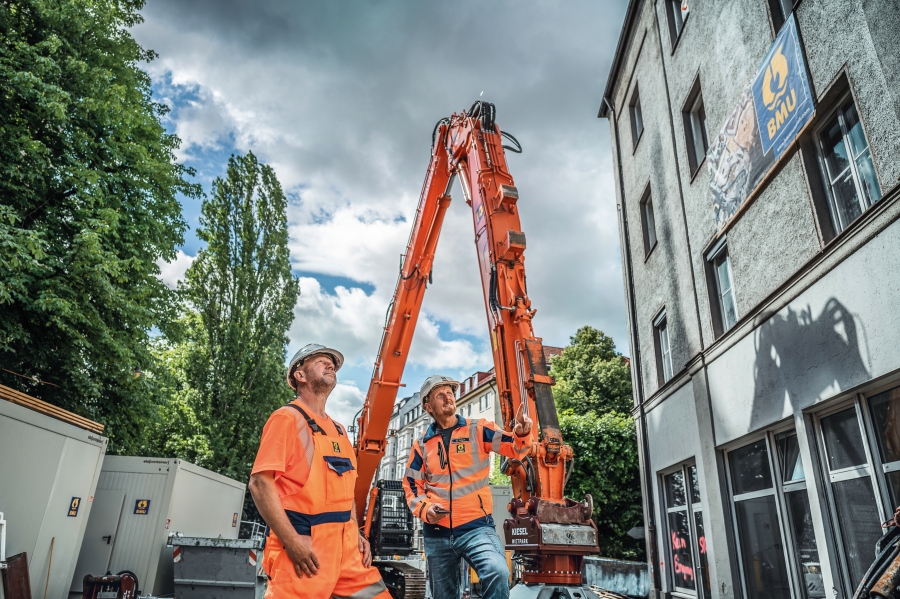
[
  {"xmin": 332, "ymin": 441, "xmax": 341, "ymax": 453},
  {"xmin": 456, "ymin": 444, "xmax": 466, "ymax": 453}
]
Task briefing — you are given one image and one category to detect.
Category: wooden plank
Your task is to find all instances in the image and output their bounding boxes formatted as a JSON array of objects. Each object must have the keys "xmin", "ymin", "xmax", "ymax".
[{"xmin": 0, "ymin": 384, "xmax": 104, "ymax": 434}]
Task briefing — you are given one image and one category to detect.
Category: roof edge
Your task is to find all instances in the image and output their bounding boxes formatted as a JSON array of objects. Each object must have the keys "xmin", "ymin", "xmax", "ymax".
[{"xmin": 598, "ymin": 0, "xmax": 644, "ymax": 119}]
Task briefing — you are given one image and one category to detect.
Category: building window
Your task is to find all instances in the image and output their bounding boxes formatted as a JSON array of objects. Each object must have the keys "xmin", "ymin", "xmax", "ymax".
[
  {"xmin": 769, "ymin": 0, "xmax": 797, "ymax": 32},
  {"xmin": 630, "ymin": 86, "xmax": 644, "ymax": 148},
  {"xmin": 816, "ymin": 403, "xmax": 887, "ymax": 591},
  {"xmin": 640, "ymin": 188, "xmax": 657, "ymax": 256},
  {"xmin": 706, "ymin": 239, "xmax": 738, "ymax": 335},
  {"xmin": 654, "ymin": 310, "xmax": 673, "ymax": 384},
  {"xmin": 728, "ymin": 439, "xmax": 793, "ymax": 599},
  {"xmin": 467, "ymin": 404, "xmax": 473, "ymax": 417},
  {"xmin": 682, "ymin": 80, "xmax": 708, "ymax": 176},
  {"xmin": 775, "ymin": 432, "xmax": 825, "ymax": 599},
  {"xmin": 485, "ymin": 391, "xmax": 493, "ymax": 410},
  {"xmin": 816, "ymin": 96, "xmax": 881, "ymax": 235},
  {"xmin": 663, "ymin": 463, "xmax": 709, "ymax": 597},
  {"xmin": 665, "ymin": 0, "xmax": 690, "ymax": 47}
]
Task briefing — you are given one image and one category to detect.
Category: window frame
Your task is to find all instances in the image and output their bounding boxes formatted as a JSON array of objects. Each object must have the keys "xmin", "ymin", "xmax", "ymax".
[
  {"xmin": 725, "ymin": 434, "xmax": 798, "ymax": 599},
  {"xmin": 664, "ymin": 0, "xmax": 690, "ymax": 51},
  {"xmin": 813, "ymin": 398, "xmax": 889, "ymax": 595},
  {"xmin": 660, "ymin": 462, "xmax": 708, "ymax": 597},
  {"xmin": 705, "ymin": 237, "xmax": 738, "ymax": 336},
  {"xmin": 768, "ymin": 0, "xmax": 797, "ymax": 34},
  {"xmin": 653, "ymin": 309, "xmax": 673, "ymax": 385},
  {"xmin": 630, "ymin": 85, "xmax": 644, "ymax": 150},
  {"xmin": 813, "ymin": 93, "xmax": 882, "ymax": 235},
  {"xmin": 640, "ymin": 186, "xmax": 658, "ymax": 258},
  {"xmin": 682, "ymin": 77, "xmax": 709, "ymax": 178}
]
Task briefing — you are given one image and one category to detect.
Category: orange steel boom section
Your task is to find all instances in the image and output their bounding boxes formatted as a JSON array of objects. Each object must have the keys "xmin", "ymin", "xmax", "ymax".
[{"xmin": 354, "ymin": 102, "xmax": 593, "ymax": 584}]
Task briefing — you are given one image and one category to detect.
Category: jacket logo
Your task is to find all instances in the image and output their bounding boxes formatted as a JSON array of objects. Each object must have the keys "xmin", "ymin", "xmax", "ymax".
[
  {"xmin": 456, "ymin": 444, "xmax": 466, "ymax": 453},
  {"xmin": 451, "ymin": 438, "xmax": 469, "ymax": 443},
  {"xmin": 332, "ymin": 441, "xmax": 341, "ymax": 453}
]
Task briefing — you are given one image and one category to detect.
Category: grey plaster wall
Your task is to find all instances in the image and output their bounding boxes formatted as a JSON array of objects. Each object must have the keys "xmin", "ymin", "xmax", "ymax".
[
  {"xmin": 707, "ymin": 217, "xmax": 900, "ymax": 445},
  {"xmin": 647, "ymin": 379, "xmax": 700, "ymax": 470},
  {"xmin": 610, "ymin": 0, "xmax": 703, "ymax": 399},
  {"xmin": 798, "ymin": 0, "xmax": 900, "ymax": 195}
]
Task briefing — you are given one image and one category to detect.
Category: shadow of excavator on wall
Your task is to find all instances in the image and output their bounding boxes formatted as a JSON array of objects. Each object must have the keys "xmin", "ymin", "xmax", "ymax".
[{"xmin": 752, "ymin": 298, "xmax": 871, "ymax": 430}]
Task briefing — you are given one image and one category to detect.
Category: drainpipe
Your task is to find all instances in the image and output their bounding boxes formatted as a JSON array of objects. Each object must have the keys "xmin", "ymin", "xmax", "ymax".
[{"xmin": 601, "ymin": 96, "xmax": 661, "ymax": 598}]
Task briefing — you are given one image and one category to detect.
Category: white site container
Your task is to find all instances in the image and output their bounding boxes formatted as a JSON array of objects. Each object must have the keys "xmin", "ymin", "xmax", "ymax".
[
  {"xmin": 69, "ymin": 456, "xmax": 246, "ymax": 597},
  {"xmin": 0, "ymin": 396, "xmax": 108, "ymax": 599}
]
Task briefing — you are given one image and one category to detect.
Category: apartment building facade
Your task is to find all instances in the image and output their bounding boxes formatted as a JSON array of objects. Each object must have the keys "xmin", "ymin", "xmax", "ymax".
[{"xmin": 600, "ymin": 2, "xmax": 900, "ymax": 599}]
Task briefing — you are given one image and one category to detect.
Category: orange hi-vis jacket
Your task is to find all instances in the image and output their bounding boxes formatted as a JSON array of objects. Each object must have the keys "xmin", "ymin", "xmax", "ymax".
[
  {"xmin": 402, "ymin": 416, "xmax": 530, "ymax": 537},
  {"xmin": 252, "ymin": 401, "xmax": 389, "ymax": 599}
]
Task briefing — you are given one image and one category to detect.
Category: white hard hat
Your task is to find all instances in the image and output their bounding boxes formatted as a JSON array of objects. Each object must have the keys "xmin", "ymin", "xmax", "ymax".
[
  {"xmin": 287, "ymin": 343, "xmax": 344, "ymax": 389},
  {"xmin": 420, "ymin": 375, "xmax": 460, "ymax": 404}
]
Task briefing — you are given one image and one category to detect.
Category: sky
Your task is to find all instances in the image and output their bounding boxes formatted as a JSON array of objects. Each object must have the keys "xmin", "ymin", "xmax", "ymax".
[{"xmin": 133, "ymin": 0, "xmax": 630, "ymax": 427}]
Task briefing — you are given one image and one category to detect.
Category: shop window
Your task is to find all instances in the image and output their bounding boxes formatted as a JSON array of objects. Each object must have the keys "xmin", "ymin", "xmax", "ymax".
[
  {"xmin": 816, "ymin": 404, "xmax": 885, "ymax": 591},
  {"xmin": 815, "ymin": 96, "xmax": 882, "ymax": 235},
  {"xmin": 663, "ymin": 463, "xmax": 709, "ymax": 597},
  {"xmin": 654, "ymin": 310, "xmax": 673, "ymax": 385},
  {"xmin": 868, "ymin": 386, "xmax": 900, "ymax": 506},
  {"xmin": 776, "ymin": 433, "xmax": 826, "ymax": 599},
  {"xmin": 728, "ymin": 439, "xmax": 792, "ymax": 599}
]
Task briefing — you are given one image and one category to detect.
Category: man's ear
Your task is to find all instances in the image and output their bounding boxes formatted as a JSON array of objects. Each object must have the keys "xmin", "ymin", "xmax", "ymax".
[{"xmin": 293, "ymin": 367, "xmax": 306, "ymax": 386}]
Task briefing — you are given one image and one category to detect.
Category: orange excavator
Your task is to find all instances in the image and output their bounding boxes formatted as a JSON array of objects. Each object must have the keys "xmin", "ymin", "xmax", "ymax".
[{"xmin": 353, "ymin": 101, "xmax": 600, "ymax": 599}]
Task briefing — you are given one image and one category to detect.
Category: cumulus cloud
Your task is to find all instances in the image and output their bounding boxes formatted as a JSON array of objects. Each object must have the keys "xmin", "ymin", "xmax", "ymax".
[
  {"xmin": 156, "ymin": 250, "xmax": 195, "ymax": 289},
  {"xmin": 133, "ymin": 0, "xmax": 630, "ymax": 415}
]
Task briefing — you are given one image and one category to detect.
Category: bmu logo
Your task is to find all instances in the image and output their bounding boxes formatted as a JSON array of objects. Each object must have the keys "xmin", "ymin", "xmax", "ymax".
[{"xmin": 761, "ymin": 44, "xmax": 796, "ymax": 140}]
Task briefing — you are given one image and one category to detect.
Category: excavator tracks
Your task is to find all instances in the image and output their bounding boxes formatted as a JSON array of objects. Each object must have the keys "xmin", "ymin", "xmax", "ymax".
[{"xmin": 374, "ymin": 560, "xmax": 427, "ymax": 599}]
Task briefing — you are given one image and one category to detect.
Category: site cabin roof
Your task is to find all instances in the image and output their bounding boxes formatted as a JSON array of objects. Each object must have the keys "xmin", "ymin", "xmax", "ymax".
[{"xmin": 0, "ymin": 383, "xmax": 104, "ymax": 434}]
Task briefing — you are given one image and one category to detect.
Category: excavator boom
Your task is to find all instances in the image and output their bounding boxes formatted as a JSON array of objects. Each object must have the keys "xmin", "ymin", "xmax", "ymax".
[{"xmin": 355, "ymin": 102, "xmax": 599, "ymax": 595}]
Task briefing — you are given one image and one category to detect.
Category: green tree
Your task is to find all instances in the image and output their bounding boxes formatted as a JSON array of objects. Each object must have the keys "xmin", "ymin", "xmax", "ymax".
[
  {"xmin": 551, "ymin": 326, "xmax": 632, "ymax": 414},
  {"xmin": 560, "ymin": 410, "xmax": 644, "ymax": 559},
  {"xmin": 179, "ymin": 152, "xmax": 300, "ymax": 481},
  {"xmin": 0, "ymin": 0, "xmax": 200, "ymax": 452}
]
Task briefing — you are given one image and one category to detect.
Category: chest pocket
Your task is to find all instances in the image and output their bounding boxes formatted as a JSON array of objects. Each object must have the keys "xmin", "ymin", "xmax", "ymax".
[{"xmin": 318, "ymin": 435, "xmax": 356, "ymax": 505}]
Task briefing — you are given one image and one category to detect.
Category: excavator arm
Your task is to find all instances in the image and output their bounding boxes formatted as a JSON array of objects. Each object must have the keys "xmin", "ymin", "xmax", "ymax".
[{"xmin": 355, "ymin": 101, "xmax": 598, "ymax": 591}]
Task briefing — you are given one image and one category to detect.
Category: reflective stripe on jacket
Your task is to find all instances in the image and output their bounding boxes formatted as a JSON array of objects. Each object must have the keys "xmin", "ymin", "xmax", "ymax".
[{"xmin": 402, "ymin": 415, "xmax": 530, "ymax": 537}]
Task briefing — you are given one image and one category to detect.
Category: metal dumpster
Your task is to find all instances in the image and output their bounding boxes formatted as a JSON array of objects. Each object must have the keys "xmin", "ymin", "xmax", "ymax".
[{"xmin": 171, "ymin": 537, "xmax": 265, "ymax": 599}]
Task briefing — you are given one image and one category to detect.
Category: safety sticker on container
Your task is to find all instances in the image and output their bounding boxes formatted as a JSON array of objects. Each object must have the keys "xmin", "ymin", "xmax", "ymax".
[
  {"xmin": 68, "ymin": 497, "xmax": 81, "ymax": 517},
  {"xmin": 249, "ymin": 549, "xmax": 257, "ymax": 567},
  {"xmin": 134, "ymin": 499, "xmax": 151, "ymax": 515},
  {"xmin": 232, "ymin": 513, "xmax": 238, "ymax": 527},
  {"xmin": 173, "ymin": 546, "xmax": 182, "ymax": 563}
]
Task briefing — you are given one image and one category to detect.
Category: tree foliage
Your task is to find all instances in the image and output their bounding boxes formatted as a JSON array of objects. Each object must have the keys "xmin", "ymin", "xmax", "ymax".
[
  {"xmin": 559, "ymin": 411, "xmax": 644, "ymax": 559},
  {"xmin": 171, "ymin": 152, "xmax": 300, "ymax": 482},
  {"xmin": 552, "ymin": 326, "xmax": 644, "ymax": 560},
  {"xmin": 0, "ymin": 0, "xmax": 200, "ymax": 452},
  {"xmin": 551, "ymin": 326, "xmax": 632, "ymax": 414}
]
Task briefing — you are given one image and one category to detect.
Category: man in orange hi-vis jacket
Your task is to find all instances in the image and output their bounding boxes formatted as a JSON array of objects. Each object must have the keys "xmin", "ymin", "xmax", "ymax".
[
  {"xmin": 403, "ymin": 375, "xmax": 533, "ymax": 599},
  {"xmin": 249, "ymin": 344, "xmax": 390, "ymax": 599}
]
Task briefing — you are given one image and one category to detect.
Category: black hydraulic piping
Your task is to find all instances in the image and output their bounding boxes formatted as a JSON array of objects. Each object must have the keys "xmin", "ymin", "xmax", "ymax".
[{"xmin": 601, "ymin": 95, "xmax": 661, "ymax": 597}]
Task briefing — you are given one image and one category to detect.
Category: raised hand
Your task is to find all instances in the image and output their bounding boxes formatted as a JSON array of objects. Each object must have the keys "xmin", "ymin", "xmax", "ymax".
[{"xmin": 513, "ymin": 403, "xmax": 533, "ymax": 437}]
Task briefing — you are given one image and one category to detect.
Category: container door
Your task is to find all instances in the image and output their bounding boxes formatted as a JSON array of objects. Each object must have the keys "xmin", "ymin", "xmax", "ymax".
[{"xmin": 69, "ymin": 490, "xmax": 126, "ymax": 592}]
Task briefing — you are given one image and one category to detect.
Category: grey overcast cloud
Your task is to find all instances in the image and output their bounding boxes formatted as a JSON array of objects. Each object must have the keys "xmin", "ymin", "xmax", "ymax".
[{"xmin": 135, "ymin": 0, "xmax": 629, "ymax": 426}]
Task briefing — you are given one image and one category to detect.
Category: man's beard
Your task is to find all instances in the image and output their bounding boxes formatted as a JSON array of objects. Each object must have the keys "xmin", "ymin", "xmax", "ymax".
[{"xmin": 310, "ymin": 373, "xmax": 336, "ymax": 395}]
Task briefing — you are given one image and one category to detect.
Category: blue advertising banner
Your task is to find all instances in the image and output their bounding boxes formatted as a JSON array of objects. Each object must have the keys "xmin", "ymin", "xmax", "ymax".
[
  {"xmin": 751, "ymin": 14, "xmax": 813, "ymax": 157},
  {"xmin": 708, "ymin": 14, "xmax": 813, "ymax": 230}
]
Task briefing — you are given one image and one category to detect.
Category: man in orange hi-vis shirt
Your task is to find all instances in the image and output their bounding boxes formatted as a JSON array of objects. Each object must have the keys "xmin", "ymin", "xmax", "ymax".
[{"xmin": 249, "ymin": 343, "xmax": 390, "ymax": 599}]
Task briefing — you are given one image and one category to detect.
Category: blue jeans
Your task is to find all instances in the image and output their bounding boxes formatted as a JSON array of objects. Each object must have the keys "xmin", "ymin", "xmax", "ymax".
[{"xmin": 424, "ymin": 526, "xmax": 509, "ymax": 599}]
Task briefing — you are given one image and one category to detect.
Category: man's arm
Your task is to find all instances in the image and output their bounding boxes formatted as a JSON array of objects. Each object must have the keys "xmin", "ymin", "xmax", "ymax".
[
  {"xmin": 480, "ymin": 404, "xmax": 533, "ymax": 458},
  {"xmin": 248, "ymin": 471, "xmax": 320, "ymax": 577}
]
